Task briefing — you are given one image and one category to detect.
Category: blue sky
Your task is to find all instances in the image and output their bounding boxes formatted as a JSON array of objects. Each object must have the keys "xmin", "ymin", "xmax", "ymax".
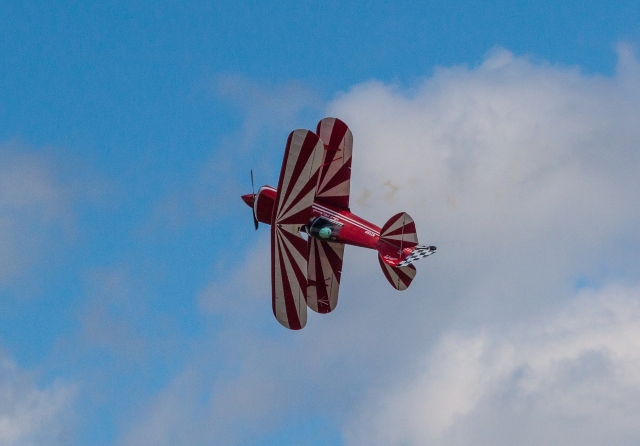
[{"xmin": 1, "ymin": 1, "xmax": 640, "ymax": 445}]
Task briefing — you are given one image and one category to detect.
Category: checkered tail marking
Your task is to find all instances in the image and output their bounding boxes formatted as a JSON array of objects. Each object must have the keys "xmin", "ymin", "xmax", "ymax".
[{"xmin": 396, "ymin": 245, "xmax": 437, "ymax": 268}]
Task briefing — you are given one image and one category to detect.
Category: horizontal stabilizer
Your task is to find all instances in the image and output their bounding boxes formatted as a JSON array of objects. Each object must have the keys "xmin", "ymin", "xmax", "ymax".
[
  {"xmin": 378, "ymin": 254, "xmax": 416, "ymax": 291},
  {"xmin": 377, "ymin": 212, "xmax": 436, "ymax": 269}
]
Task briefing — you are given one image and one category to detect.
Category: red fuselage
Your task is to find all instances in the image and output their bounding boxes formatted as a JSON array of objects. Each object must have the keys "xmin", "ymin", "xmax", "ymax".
[{"xmin": 242, "ymin": 186, "xmax": 381, "ymax": 250}]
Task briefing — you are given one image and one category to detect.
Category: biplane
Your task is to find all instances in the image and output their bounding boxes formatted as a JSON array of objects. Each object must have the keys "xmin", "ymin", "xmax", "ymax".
[{"xmin": 241, "ymin": 118, "xmax": 436, "ymax": 330}]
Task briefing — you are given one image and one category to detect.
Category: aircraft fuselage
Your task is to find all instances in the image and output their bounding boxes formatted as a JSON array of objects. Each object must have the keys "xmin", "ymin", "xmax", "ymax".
[{"xmin": 242, "ymin": 185, "xmax": 384, "ymax": 250}]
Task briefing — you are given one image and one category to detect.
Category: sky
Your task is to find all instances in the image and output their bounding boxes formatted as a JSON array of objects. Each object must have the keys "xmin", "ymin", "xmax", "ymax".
[{"xmin": 1, "ymin": 1, "xmax": 640, "ymax": 445}]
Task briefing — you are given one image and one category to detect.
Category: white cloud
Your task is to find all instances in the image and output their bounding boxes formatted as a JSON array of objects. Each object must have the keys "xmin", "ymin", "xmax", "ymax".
[
  {"xmin": 345, "ymin": 285, "xmax": 640, "ymax": 445},
  {"xmin": 121, "ymin": 47, "xmax": 640, "ymax": 444},
  {"xmin": 0, "ymin": 351, "xmax": 76, "ymax": 446},
  {"xmin": 327, "ymin": 46, "xmax": 640, "ymax": 323},
  {"xmin": 331, "ymin": 46, "xmax": 640, "ymax": 445}
]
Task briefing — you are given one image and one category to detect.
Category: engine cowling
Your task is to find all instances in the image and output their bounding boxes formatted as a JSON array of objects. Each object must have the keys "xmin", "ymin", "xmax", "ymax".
[{"xmin": 253, "ymin": 186, "xmax": 277, "ymax": 224}]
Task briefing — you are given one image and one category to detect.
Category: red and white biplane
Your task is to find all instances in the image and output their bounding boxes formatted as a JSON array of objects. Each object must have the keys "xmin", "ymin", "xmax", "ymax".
[{"xmin": 241, "ymin": 118, "xmax": 436, "ymax": 330}]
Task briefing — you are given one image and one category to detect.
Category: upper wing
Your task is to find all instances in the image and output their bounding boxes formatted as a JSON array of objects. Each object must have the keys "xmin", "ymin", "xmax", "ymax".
[
  {"xmin": 271, "ymin": 130, "xmax": 324, "ymax": 329},
  {"xmin": 307, "ymin": 239, "xmax": 344, "ymax": 314},
  {"xmin": 273, "ymin": 130, "xmax": 325, "ymax": 225},
  {"xmin": 315, "ymin": 118, "xmax": 353, "ymax": 209}
]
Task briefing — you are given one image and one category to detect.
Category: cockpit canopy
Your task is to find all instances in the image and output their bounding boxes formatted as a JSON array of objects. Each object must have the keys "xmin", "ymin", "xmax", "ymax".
[{"xmin": 306, "ymin": 216, "xmax": 343, "ymax": 241}]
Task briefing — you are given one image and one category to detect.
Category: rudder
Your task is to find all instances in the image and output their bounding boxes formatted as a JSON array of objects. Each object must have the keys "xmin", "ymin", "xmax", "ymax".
[
  {"xmin": 376, "ymin": 212, "xmax": 436, "ymax": 289},
  {"xmin": 377, "ymin": 212, "xmax": 418, "ymax": 266}
]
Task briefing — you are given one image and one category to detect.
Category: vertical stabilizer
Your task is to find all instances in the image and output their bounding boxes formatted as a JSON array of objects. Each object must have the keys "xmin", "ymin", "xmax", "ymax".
[
  {"xmin": 376, "ymin": 212, "xmax": 436, "ymax": 289},
  {"xmin": 377, "ymin": 212, "xmax": 418, "ymax": 266}
]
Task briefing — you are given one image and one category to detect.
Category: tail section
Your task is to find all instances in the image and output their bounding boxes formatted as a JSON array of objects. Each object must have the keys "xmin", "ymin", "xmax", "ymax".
[
  {"xmin": 379, "ymin": 212, "xmax": 418, "ymax": 250},
  {"xmin": 376, "ymin": 212, "xmax": 437, "ymax": 290},
  {"xmin": 378, "ymin": 255, "xmax": 416, "ymax": 291},
  {"xmin": 396, "ymin": 245, "xmax": 436, "ymax": 267},
  {"xmin": 376, "ymin": 212, "xmax": 419, "ymax": 267}
]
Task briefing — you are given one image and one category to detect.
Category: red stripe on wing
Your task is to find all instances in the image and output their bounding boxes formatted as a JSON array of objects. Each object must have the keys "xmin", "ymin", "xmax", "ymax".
[
  {"xmin": 307, "ymin": 239, "xmax": 344, "ymax": 314},
  {"xmin": 270, "ymin": 130, "xmax": 324, "ymax": 330},
  {"xmin": 272, "ymin": 225, "xmax": 308, "ymax": 330},
  {"xmin": 278, "ymin": 223, "xmax": 307, "ymax": 259},
  {"xmin": 320, "ymin": 241, "xmax": 343, "ymax": 281},
  {"xmin": 278, "ymin": 241, "xmax": 302, "ymax": 330},
  {"xmin": 317, "ymin": 155, "xmax": 351, "ymax": 193},
  {"xmin": 315, "ymin": 118, "xmax": 353, "ymax": 210},
  {"xmin": 310, "ymin": 240, "xmax": 330, "ymax": 313},
  {"xmin": 278, "ymin": 172, "xmax": 321, "ymax": 223},
  {"xmin": 277, "ymin": 130, "xmax": 322, "ymax": 217},
  {"xmin": 279, "ymin": 233, "xmax": 308, "ymax": 326}
]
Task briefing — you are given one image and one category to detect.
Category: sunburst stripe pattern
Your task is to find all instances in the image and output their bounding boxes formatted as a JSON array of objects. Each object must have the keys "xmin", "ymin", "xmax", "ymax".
[
  {"xmin": 315, "ymin": 118, "xmax": 353, "ymax": 209},
  {"xmin": 380, "ymin": 212, "xmax": 418, "ymax": 248},
  {"xmin": 275, "ymin": 130, "xmax": 324, "ymax": 224},
  {"xmin": 307, "ymin": 239, "xmax": 344, "ymax": 314},
  {"xmin": 378, "ymin": 255, "xmax": 417, "ymax": 291},
  {"xmin": 272, "ymin": 224, "xmax": 308, "ymax": 329},
  {"xmin": 271, "ymin": 129, "xmax": 325, "ymax": 330}
]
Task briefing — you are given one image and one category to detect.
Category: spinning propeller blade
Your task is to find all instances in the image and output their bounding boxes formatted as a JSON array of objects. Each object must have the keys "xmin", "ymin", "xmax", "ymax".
[{"xmin": 250, "ymin": 170, "xmax": 259, "ymax": 230}]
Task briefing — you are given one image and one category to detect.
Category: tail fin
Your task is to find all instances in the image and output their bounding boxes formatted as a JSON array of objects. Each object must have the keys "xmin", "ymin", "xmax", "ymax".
[
  {"xmin": 376, "ymin": 212, "xmax": 437, "ymax": 290},
  {"xmin": 376, "ymin": 212, "xmax": 419, "ymax": 266},
  {"xmin": 379, "ymin": 212, "xmax": 418, "ymax": 249}
]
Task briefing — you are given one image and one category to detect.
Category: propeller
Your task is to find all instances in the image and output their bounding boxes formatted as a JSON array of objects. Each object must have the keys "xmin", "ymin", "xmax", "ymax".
[{"xmin": 251, "ymin": 170, "xmax": 259, "ymax": 230}]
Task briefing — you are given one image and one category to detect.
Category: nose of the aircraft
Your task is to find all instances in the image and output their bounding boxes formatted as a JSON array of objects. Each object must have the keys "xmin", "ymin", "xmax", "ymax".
[{"xmin": 241, "ymin": 193, "xmax": 255, "ymax": 208}]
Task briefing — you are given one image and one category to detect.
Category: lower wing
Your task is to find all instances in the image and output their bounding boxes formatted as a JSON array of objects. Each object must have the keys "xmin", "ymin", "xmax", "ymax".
[{"xmin": 307, "ymin": 239, "xmax": 344, "ymax": 314}]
